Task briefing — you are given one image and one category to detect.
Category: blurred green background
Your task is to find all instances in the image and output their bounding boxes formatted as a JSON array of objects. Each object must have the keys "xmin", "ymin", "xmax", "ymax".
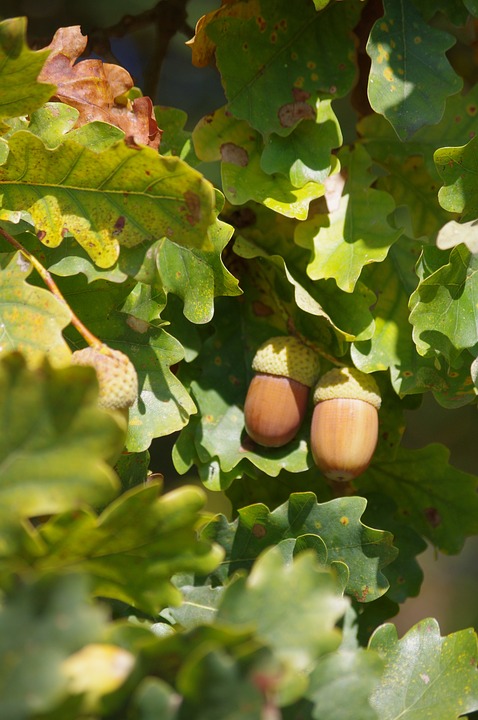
[{"xmin": 1, "ymin": 0, "xmax": 477, "ymax": 640}]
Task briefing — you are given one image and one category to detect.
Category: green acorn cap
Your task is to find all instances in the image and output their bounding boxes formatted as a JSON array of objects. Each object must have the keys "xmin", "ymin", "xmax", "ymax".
[
  {"xmin": 71, "ymin": 344, "xmax": 138, "ymax": 410},
  {"xmin": 313, "ymin": 367, "xmax": 381, "ymax": 409},
  {"xmin": 252, "ymin": 336, "xmax": 320, "ymax": 388}
]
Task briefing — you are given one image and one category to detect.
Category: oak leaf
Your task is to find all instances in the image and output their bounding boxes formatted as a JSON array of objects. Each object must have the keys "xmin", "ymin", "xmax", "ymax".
[{"xmin": 38, "ymin": 25, "xmax": 161, "ymax": 149}]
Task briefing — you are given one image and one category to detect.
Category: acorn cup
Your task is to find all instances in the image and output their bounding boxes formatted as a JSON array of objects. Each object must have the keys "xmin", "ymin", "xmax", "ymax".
[
  {"xmin": 70, "ymin": 345, "xmax": 138, "ymax": 413},
  {"xmin": 244, "ymin": 336, "xmax": 320, "ymax": 447},
  {"xmin": 310, "ymin": 367, "xmax": 381, "ymax": 482}
]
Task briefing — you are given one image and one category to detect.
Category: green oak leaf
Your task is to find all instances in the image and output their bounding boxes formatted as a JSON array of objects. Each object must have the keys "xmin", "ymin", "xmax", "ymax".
[
  {"xmin": 0, "ymin": 250, "xmax": 72, "ymax": 368},
  {"xmin": 351, "ymin": 242, "xmax": 476, "ymax": 406},
  {"xmin": 369, "ymin": 619, "xmax": 478, "ymax": 719},
  {"xmin": 367, "ymin": 0, "xmax": 462, "ymax": 140},
  {"xmin": 153, "ymin": 217, "xmax": 241, "ymax": 324},
  {"xmin": 0, "ymin": 352, "xmax": 122, "ymax": 518},
  {"xmin": 0, "ymin": 131, "xmax": 216, "ymax": 268},
  {"xmin": 201, "ymin": 492, "xmax": 397, "ymax": 603},
  {"xmin": 193, "ymin": 107, "xmax": 324, "ymax": 219},
  {"xmin": 0, "ymin": 17, "xmax": 55, "ymax": 126},
  {"xmin": 415, "ymin": 0, "xmax": 470, "ymax": 23},
  {"xmin": 27, "ymin": 103, "xmax": 79, "ymax": 148},
  {"xmin": 351, "ymin": 245, "xmax": 424, "ymax": 391},
  {"xmin": 114, "ymin": 449, "xmax": 150, "ymax": 492},
  {"xmin": 295, "ymin": 145, "xmax": 402, "ymax": 292},
  {"xmin": 0, "ymin": 573, "xmax": 107, "ymax": 720},
  {"xmin": 177, "ymin": 647, "xmax": 267, "ymax": 719},
  {"xmin": 409, "ymin": 243, "xmax": 478, "ymax": 364},
  {"xmin": 154, "ymin": 105, "xmax": 198, "ymax": 166},
  {"xmin": 361, "ymin": 492, "xmax": 426, "ymax": 604},
  {"xmin": 234, "ymin": 231, "xmax": 375, "ymax": 343},
  {"xmin": 131, "ymin": 678, "xmax": 179, "ymax": 720},
  {"xmin": 306, "ymin": 648, "xmax": 383, "ymax": 720},
  {"xmin": 465, "ymin": 0, "xmax": 478, "ymax": 16},
  {"xmin": 360, "ymin": 87, "xmax": 478, "ymax": 242},
  {"xmin": 260, "ymin": 99, "xmax": 342, "ymax": 187},
  {"xmin": 357, "ymin": 444, "xmax": 478, "ymax": 553},
  {"xmin": 435, "ymin": 134, "xmax": 478, "ymax": 220},
  {"xmin": 216, "ymin": 546, "xmax": 349, "ymax": 671},
  {"xmin": 59, "ymin": 274, "xmax": 197, "ymax": 452},
  {"xmin": 11, "ymin": 483, "xmax": 223, "ymax": 616},
  {"xmin": 205, "ymin": 0, "xmax": 359, "ymax": 137},
  {"xmin": 164, "ymin": 584, "xmax": 225, "ymax": 630}
]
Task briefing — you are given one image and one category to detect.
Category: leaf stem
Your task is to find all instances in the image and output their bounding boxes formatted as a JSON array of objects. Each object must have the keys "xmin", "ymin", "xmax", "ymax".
[{"xmin": 0, "ymin": 226, "xmax": 103, "ymax": 348}]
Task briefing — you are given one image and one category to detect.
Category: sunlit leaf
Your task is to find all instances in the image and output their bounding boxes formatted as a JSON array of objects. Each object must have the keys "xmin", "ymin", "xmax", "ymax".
[
  {"xmin": 38, "ymin": 25, "xmax": 161, "ymax": 149},
  {"xmin": 0, "ymin": 131, "xmax": 216, "ymax": 268},
  {"xmin": 193, "ymin": 107, "xmax": 324, "ymax": 219},
  {"xmin": 201, "ymin": 492, "xmax": 397, "ymax": 603},
  {"xmin": 367, "ymin": 0, "xmax": 462, "ymax": 140},
  {"xmin": 59, "ymin": 273, "xmax": 197, "ymax": 452},
  {"xmin": 295, "ymin": 146, "xmax": 401, "ymax": 292},
  {"xmin": 409, "ymin": 244, "xmax": 478, "ymax": 364},
  {"xmin": 216, "ymin": 547, "xmax": 348, "ymax": 671},
  {"xmin": 435, "ymin": 134, "xmax": 478, "ymax": 220},
  {"xmin": 202, "ymin": 0, "xmax": 359, "ymax": 136},
  {"xmin": 0, "ymin": 250, "xmax": 71, "ymax": 368},
  {"xmin": 307, "ymin": 648, "xmax": 383, "ymax": 720},
  {"xmin": 370, "ymin": 619, "xmax": 478, "ymax": 719},
  {"xmin": 10, "ymin": 483, "xmax": 223, "ymax": 615},
  {"xmin": 0, "ymin": 17, "xmax": 55, "ymax": 126}
]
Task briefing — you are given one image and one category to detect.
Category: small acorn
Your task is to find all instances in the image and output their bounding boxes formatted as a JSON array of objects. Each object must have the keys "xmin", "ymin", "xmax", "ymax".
[
  {"xmin": 244, "ymin": 336, "xmax": 320, "ymax": 447},
  {"xmin": 70, "ymin": 344, "xmax": 138, "ymax": 412},
  {"xmin": 310, "ymin": 366, "xmax": 381, "ymax": 481}
]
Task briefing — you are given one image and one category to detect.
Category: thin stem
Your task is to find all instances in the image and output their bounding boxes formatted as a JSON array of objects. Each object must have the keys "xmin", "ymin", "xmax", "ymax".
[{"xmin": 0, "ymin": 226, "xmax": 103, "ymax": 349}]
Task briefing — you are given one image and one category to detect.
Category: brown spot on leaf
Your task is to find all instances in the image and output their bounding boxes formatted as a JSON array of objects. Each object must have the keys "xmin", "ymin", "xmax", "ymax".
[
  {"xmin": 355, "ymin": 585, "xmax": 370, "ymax": 602},
  {"xmin": 61, "ymin": 227, "xmax": 69, "ymax": 238},
  {"xmin": 292, "ymin": 87, "xmax": 311, "ymax": 102},
  {"xmin": 424, "ymin": 507, "xmax": 441, "ymax": 528},
  {"xmin": 220, "ymin": 142, "xmax": 249, "ymax": 166},
  {"xmin": 183, "ymin": 190, "xmax": 201, "ymax": 225},
  {"xmin": 37, "ymin": 230, "xmax": 46, "ymax": 241},
  {"xmin": 278, "ymin": 101, "xmax": 315, "ymax": 127},
  {"xmin": 113, "ymin": 216, "xmax": 126, "ymax": 236},
  {"xmin": 257, "ymin": 15, "xmax": 267, "ymax": 31},
  {"xmin": 252, "ymin": 523, "xmax": 266, "ymax": 538}
]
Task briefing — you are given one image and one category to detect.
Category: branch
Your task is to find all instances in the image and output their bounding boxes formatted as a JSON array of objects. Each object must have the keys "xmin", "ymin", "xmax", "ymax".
[{"xmin": 0, "ymin": 227, "xmax": 103, "ymax": 349}]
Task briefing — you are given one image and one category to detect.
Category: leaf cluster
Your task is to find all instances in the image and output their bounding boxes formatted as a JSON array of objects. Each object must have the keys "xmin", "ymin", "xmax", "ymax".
[{"xmin": 0, "ymin": 1, "xmax": 478, "ymax": 717}]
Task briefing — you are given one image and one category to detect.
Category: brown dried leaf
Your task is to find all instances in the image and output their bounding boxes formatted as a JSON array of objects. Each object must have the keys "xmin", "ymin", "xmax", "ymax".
[{"xmin": 38, "ymin": 26, "xmax": 161, "ymax": 149}]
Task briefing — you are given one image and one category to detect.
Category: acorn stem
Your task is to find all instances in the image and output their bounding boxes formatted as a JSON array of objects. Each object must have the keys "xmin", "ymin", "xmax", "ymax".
[{"xmin": 0, "ymin": 226, "xmax": 103, "ymax": 349}]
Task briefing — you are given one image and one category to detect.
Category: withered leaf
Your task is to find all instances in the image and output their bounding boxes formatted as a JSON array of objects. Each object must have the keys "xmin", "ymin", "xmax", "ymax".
[{"xmin": 38, "ymin": 25, "xmax": 161, "ymax": 149}]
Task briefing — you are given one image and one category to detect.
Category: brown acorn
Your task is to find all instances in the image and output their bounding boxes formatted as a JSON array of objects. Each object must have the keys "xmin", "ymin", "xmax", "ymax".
[
  {"xmin": 310, "ymin": 367, "xmax": 381, "ymax": 481},
  {"xmin": 244, "ymin": 336, "xmax": 320, "ymax": 447}
]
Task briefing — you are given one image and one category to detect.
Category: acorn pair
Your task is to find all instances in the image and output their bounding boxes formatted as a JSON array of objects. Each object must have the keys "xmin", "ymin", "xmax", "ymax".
[{"xmin": 243, "ymin": 336, "xmax": 381, "ymax": 482}]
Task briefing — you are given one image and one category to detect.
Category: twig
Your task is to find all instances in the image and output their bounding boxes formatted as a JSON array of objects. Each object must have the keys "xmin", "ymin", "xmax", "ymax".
[{"xmin": 0, "ymin": 226, "xmax": 103, "ymax": 349}]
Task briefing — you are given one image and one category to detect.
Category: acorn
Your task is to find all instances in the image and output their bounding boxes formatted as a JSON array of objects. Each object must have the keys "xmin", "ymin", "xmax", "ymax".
[
  {"xmin": 70, "ymin": 344, "xmax": 138, "ymax": 412},
  {"xmin": 244, "ymin": 336, "xmax": 320, "ymax": 447},
  {"xmin": 310, "ymin": 367, "xmax": 381, "ymax": 481}
]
